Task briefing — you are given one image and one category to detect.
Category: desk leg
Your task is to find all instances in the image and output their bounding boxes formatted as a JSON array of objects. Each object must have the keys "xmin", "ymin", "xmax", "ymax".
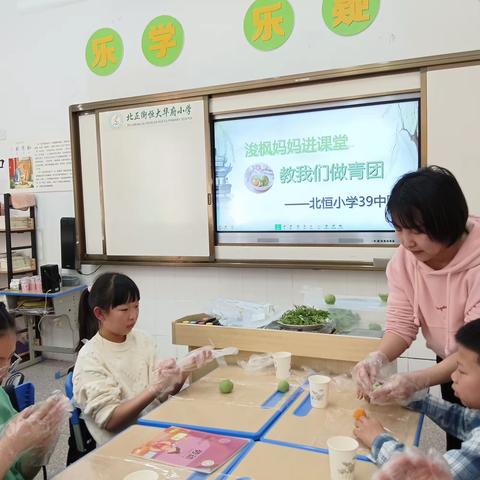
[{"xmin": 17, "ymin": 315, "xmax": 42, "ymax": 370}]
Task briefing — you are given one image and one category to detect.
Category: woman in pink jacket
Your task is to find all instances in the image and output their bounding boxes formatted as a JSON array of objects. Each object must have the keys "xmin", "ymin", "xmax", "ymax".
[{"xmin": 354, "ymin": 165, "xmax": 480, "ymax": 450}]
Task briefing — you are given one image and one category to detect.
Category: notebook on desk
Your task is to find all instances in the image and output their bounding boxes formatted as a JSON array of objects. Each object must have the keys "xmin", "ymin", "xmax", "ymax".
[{"xmin": 130, "ymin": 426, "xmax": 248, "ymax": 473}]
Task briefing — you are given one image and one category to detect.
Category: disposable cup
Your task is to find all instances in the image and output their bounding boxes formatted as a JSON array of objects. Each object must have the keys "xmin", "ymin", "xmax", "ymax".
[
  {"xmin": 123, "ymin": 470, "xmax": 159, "ymax": 480},
  {"xmin": 34, "ymin": 276, "xmax": 43, "ymax": 292},
  {"xmin": 272, "ymin": 351, "xmax": 291, "ymax": 379},
  {"xmin": 20, "ymin": 277, "xmax": 30, "ymax": 292},
  {"xmin": 327, "ymin": 436, "xmax": 358, "ymax": 480},
  {"xmin": 308, "ymin": 374, "xmax": 331, "ymax": 408}
]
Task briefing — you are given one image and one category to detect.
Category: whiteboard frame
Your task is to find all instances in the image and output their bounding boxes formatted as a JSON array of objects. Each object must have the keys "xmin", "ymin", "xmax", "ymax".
[
  {"xmin": 69, "ymin": 50, "xmax": 480, "ymax": 269},
  {"xmin": 71, "ymin": 96, "xmax": 215, "ymax": 263}
]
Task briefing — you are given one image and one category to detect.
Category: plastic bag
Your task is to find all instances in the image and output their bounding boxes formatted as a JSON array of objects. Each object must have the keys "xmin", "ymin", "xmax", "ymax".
[
  {"xmin": 210, "ymin": 298, "xmax": 276, "ymax": 328},
  {"xmin": 238, "ymin": 353, "xmax": 274, "ymax": 373}
]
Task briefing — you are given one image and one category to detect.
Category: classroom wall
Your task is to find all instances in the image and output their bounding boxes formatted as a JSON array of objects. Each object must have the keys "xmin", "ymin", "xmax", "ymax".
[{"xmin": 1, "ymin": 0, "xmax": 479, "ymax": 361}]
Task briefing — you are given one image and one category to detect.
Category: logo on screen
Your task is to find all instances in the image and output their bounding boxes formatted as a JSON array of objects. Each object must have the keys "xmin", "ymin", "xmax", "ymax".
[{"xmin": 244, "ymin": 163, "xmax": 274, "ymax": 193}]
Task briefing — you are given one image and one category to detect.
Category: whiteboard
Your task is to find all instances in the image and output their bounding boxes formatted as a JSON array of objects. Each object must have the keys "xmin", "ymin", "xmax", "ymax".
[
  {"xmin": 97, "ymin": 98, "xmax": 212, "ymax": 259},
  {"xmin": 426, "ymin": 65, "xmax": 480, "ymax": 214}
]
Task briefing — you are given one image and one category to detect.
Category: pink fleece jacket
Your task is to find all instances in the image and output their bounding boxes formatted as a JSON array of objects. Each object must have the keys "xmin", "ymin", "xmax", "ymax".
[{"xmin": 385, "ymin": 216, "xmax": 480, "ymax": 359}]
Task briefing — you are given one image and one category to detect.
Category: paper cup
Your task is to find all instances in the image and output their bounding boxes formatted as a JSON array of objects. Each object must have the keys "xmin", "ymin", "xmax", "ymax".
[
  {"xmin": 308, "ymin": 374, "xmax": 331, "ymax": 408},
  {"xmin": 20, "ymin": 277, "xmax": 30, "ymax": 292},
  {"xmin": 272, "ymin": 351, "xmax": 291, "ymax": 379},
  {"xmin": 327, "ymin": 436, "xmax": 358, "ymax": 480},
  {"xmin": 123, "ymin": 470, "xmax": 159, "ymax": 480}
]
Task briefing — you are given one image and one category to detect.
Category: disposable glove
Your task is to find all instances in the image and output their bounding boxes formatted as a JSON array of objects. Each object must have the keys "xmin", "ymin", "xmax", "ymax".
[
  {"xmin": 352, "ymin": 351, "xmax": 389, "ymax": 396},
  {"xmin": 373, "ymin": 448, "xmax": 452, "ymax": 480},
  {"xmin": 370, "ymin": 373, "xmax": 429, "ymax": 406}
]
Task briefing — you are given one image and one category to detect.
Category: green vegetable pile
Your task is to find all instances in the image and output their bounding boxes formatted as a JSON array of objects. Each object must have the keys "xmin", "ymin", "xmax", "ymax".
[
  {"xmin": 327, "ymin": 308, "xmax": 361, "ymax": 333},
  {"xmin": 279, "ymin": 305, "xmax": 330, "ymax": 326}
]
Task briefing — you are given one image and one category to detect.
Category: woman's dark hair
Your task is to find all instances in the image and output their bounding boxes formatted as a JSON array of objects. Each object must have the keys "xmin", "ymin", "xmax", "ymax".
[
  {"xmin": 386, "ymin": 165, "xmax": 468, "ymax": 246},
  {"xmin": 455, "ymin": 319, "xmax": 480, "ymax": 364},
  {"xmin": 0, "ymin": 302, "xmax": 15, "ymax": 337},
  {"xmin": 77, "ymin": 272, "xmax": 140, "ymax": 351}
]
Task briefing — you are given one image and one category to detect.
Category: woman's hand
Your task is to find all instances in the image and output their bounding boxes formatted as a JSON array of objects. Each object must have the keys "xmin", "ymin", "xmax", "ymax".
[
  {"xmin": 353, "ymin": 351, "xmax": 389, "ymax": 398},
  {"xmin": 353, "ymin": 415, "xmax": 386, "ymax": 448},
  {"xmin": 370, "ymin": 373, "xmax": 428, "ymax": 406}
]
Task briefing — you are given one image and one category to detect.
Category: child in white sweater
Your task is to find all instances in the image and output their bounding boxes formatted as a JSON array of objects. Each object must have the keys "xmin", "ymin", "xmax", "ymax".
[{"xmin": 73, "ymin": 272, "xmax": 211, "ymax": 445}]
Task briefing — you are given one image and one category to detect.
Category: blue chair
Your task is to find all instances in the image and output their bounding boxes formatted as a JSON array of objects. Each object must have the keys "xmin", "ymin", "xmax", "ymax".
[
  {"xmin": 65, "ymin": 371, "xmax": 96, "ymax": 464},
  {"xmin": 10, "ymin": 382, "xmax": 47, "ymax": 480},
  {"xmin": 14, "ymin": 382, "xmax": 35, "ymax": 411},
  {"xmin": 4, "ymin": 371, "xmax": 25, "ymax": 388}
]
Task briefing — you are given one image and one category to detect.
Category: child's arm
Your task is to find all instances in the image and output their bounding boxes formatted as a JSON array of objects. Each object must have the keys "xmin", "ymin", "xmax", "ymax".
[
  {"xmin": 74, "ymin": 361, "xmax": 160, "ymax": 434},
  {"xmin": 408, "ymin": 394, "xmax": 478, "ymax": 442},
  {"xmin": 0, "ymin": 435, "xmax": 22, "ymax": 480},
  {"xmin": 104, "ymin": 388, "xmax": 158, "ymax": 432},
  {"xmin": 443, "ymin": 429, "xmax": 480, "ymax": 479},
  {"xmin": 354, "ymin": 416, "xmax": 406, "ymax": 467}
]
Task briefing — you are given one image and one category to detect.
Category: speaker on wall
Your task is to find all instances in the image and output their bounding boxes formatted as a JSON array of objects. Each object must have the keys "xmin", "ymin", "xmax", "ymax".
[{"xmin": 60, "ymin": 217, "xmax": 77, "ymax": 270}]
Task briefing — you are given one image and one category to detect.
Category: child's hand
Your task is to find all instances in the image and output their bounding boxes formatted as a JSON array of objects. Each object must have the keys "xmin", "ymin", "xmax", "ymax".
[
  {"xmin": 178, "ymin": 346, "xmax": 214, "ymax": 372},
  {"xmin": 353, "ymin": 415, "xmax": 386, "ymax": 448},
  {"xmin": 149, "ymin": 358, "xmax": 182, "ymax": 396},
  {"xmin": 4, "ymin": 395, "xmax": 68, "ymax": 463},
  {"xmin": 373, "ymin": 448, "xmax": 452, "ymax": 480}
]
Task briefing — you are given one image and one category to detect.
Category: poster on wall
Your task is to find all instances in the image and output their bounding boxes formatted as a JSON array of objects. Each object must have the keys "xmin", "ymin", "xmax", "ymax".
[
  {"xmin": 0, "ymin": 140, "xmax": 72, "ymax": 193},
  {"xmin": 0, "ymin": 148, "xmax": 7, "ymax": 195}
]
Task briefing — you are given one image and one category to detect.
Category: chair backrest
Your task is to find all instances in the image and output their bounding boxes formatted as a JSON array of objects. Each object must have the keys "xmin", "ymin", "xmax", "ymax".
[
  {"xmin": 14, "ymin": 382, "xmax": 35, "ymax": 411},
  {"xmin": 4, "ymin": 371, "xmax": 25, "ymax": 388},
  {"xmin": 64, "ymin": 370, "xmax": 97, "ymax": 462}
]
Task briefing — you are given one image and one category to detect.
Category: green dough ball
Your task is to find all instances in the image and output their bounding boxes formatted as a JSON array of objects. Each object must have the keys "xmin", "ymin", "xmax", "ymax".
[
  {"xmin": 219, "ymin": 379, "xmax": 234, "ymax": 394},
  {"xmin": 277, "ymin": 380, "xmax": 290, "ymax": 393},
  {"xmin": 324, "ymin": 294, "xmax": 336, "ymax": 305},
  {"xmin": 379, "ymin": 293, "xmax": 389, "ymax": 303},
  {"xmin": 372, "ymin": 381, "xmax": 384, "ymax": 391}
]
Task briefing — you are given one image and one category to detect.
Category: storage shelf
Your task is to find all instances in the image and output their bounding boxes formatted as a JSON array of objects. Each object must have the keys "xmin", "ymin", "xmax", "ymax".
[
  {"xmin": 12, "ymin": 308, "xmax": 54, "ymax": 315},
  {"xmin": 0, "ymin": 267, "xmax": 36, "ymax": 274},
  {"xmin": 2, "ymin": 193, "xmax": 39, "ymax": 370}
]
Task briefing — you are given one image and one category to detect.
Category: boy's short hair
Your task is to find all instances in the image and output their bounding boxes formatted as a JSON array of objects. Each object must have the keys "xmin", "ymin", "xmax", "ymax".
[
  {"xmin": 455, "ymin": 319, "xmax": 480, "ymax": 363},
  {"xmin": 386, "ymin": 165, "xmax": 468, "ymax": 246}
]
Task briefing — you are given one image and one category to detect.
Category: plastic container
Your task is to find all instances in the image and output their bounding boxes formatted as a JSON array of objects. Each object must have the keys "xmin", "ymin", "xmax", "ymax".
[{"xmin": 302, "ymin": 291, "xmax": 387, "ymax": 335}]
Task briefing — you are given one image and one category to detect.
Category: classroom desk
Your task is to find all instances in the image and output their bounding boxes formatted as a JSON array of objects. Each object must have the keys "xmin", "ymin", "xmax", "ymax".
[
  {"xmin": 263, "ymin": 376, "xmax": 422, "ymax": 458},
  {"xmin": 53, "ymin": 424, "xmax": 250, "ymax": 480},
  {"xmin": 3, "ymin": 285, "xmax": 86, "ymax": 372},
  {"xmin": 225, "ymin": 441, "xmax": 377, "ymax": 479},
  {"xmin": 139, "ymin": 365, "xmax": 305, "ymax": 439}
]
